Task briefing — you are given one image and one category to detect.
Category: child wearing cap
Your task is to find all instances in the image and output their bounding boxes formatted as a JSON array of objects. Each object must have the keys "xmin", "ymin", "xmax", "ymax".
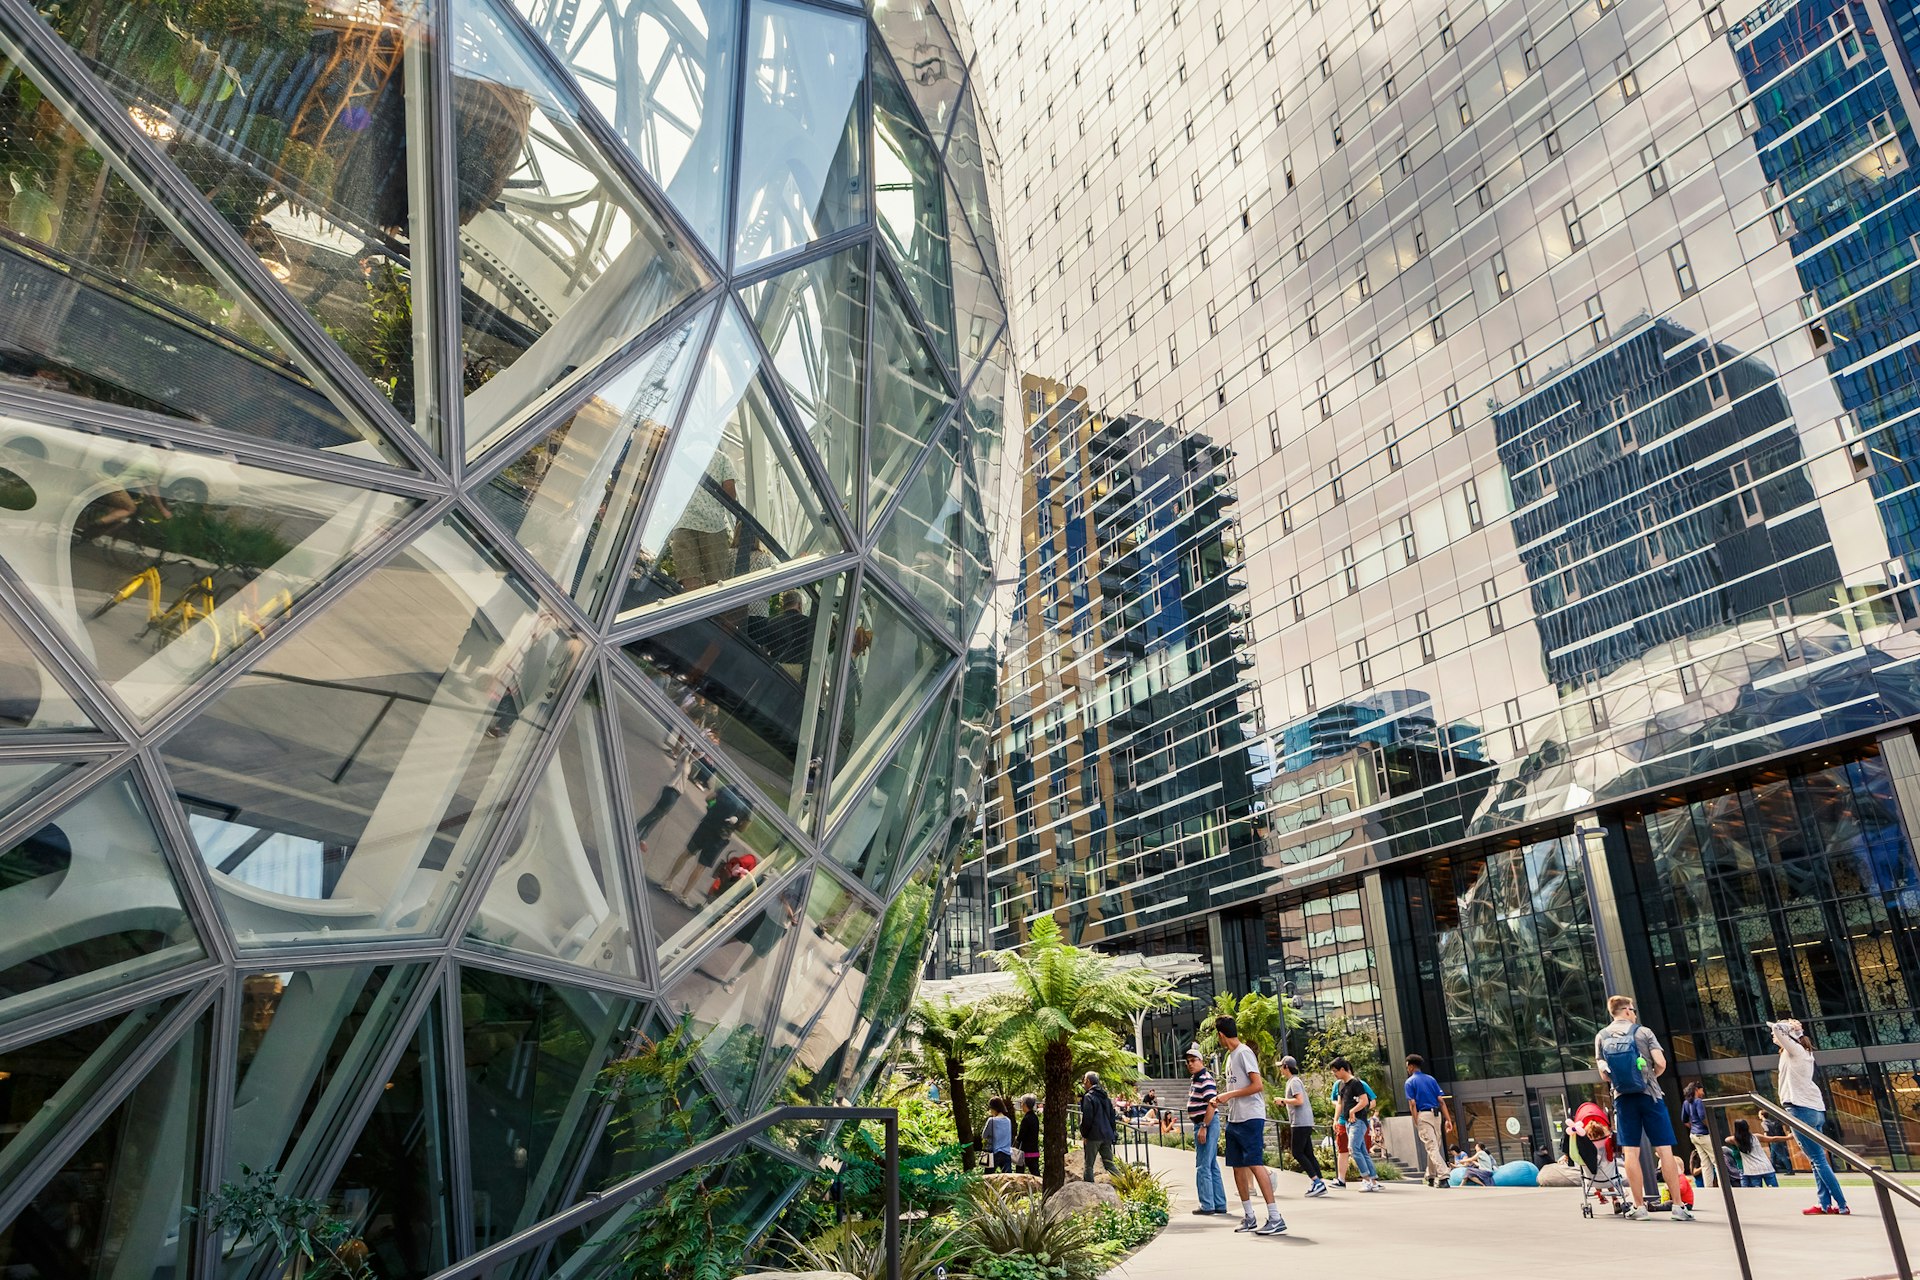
[
  {"xmin": 1183, "ymin": 1042, "xmax": 1227, "ymax": 1214},
  {"xmin": 1280, "ymin": 1055, "xmax": 1329, "ymax": 1196}
]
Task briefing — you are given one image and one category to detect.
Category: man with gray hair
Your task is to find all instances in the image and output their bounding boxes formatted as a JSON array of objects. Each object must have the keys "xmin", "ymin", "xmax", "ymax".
[{"xmin": 1078, "ymin": 1071, "xmax": 1120, "ymax": 1181}]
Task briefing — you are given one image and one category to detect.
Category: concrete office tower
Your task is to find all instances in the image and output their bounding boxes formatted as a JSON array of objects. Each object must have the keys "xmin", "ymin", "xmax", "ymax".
[{"xmin": 963, "ymin": 0, "xmax": 1920, "ymax": 1164}]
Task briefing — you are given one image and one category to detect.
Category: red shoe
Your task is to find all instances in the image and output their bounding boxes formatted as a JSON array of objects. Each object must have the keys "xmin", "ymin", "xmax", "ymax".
[
  {"xmin": 1803, "ymin": 1206, "xmax": 1829, "ymax": 1215},
  {"xmin": 1831, "ymin": 1207, "xmax": 1851, "ymax": 1215}
]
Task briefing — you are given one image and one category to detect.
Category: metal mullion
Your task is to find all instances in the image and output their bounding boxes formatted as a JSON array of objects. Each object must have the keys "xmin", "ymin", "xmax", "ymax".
[
  {"xmin": 195, "ymin": 975, "xmax": 239, "ymax": 1280},
  {"xmin": 440, "ymin": 962, "xmax": 477, "ymax": 1257},
  {"xmin": 424, "ymin": 0, "xmax": 466, "ymax": 471},
  {"xmin": 0, "ymin": 957, "xmax": 220, "ymax": 1055},
  {"xmin": 131, "ymin": 746, "xmax": 239, "ymax": 968},
  {"xmin": 0, "ymin": 571, "xmax": 139, "ymax": 743},
  {"xmin": 870, "ymin": 239, "xmax": 960, "ymax": 401},
  {"xmin": 855, "ymin": 238, "xmax": 879, "ymax": 548},
  {"xmin": 448, "ymin": 944, "xmax": 652, "ymax": 1002},
  {"xmin": 465, "ymin": 285, "xmax": 725, "ymax": 484},
  {"xmin": 216, "ymin": 938, "xmax": 456, "ymax": 970},
  {"xmin": 0, "ymin": 978, "xmax": 218, "ymax": 1225},
  {"xmin": 724, "ymin": 224, "xmax": 871, "ymax": 294},
  {"xmin": 137, "ymin": 493, "xmax": 456, "ymax": 747},
  {"xmin": 653, "ymin": 857, "xmax": 811, "ymax": 997},
  {"xmin": 0, "ymin": 740, "xmax": 123, "ymax": 760},
  {"xmin": 0, "ymin": 388, "xmax": 444, "ymax": 503},
  {"xmin": 604, "ymin": 548, "xmax": 860, "ymax": 644},
  {"xmin": 591, "ymin": 304, "xmax": 727, "ymax": 634},
  {"xmin": 817, "ymin": 661, "xmax": 956, "ymax": 848},
  {"xmin": 719, "ymin": 0, "xmax": 753, "ymax": 273},
  {"xmin": 0, "ymin": 746, "xmax": 135, "ymax": 850},
  {"xmin": 596, "ymin": 652, "xmax": 660, "ymax": 994},
  {"xmin": 0, "ymin": 11, "xmax": 446, "ymax": 484},
  {"xmin": 454, "ymin": 497, "xmax": 604, "ymax": 642}
]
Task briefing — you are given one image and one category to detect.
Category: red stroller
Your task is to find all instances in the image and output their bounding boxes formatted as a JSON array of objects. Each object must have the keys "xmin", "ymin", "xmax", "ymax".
[{"xmin": 1566, "ymin": 1102, "xmax": 1627, "ymax": 1218}]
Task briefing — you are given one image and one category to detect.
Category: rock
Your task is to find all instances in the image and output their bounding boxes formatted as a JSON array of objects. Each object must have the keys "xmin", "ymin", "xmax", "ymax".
[
  {"xmin": 1493, "ymin": 1160, "xmax": 1539, "ymax": 1187},
  {"xmin": 1047, "ymin": 1180, "xmax": 1122, "ymax": 1215},
  {"xmin": 1093, "ymin": 1171, "xmax": 1115, "ymax": 1185},
  {"xmin": 982, "ymin": 1172, "xmax": 1044, "ymax": 1194},
  {"xmin": 1537, "ymin": 1162, "xmax": 1583, "ymax": 1187}
]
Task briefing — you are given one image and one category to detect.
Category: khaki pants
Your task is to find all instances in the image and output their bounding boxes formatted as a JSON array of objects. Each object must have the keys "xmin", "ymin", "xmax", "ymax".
[
  {"xmin": 1691, "ymin": 1132, "xmax": 1718, "ymax": 1186},
  {"xmin": 1416, "ymin": 1110, "xmax": 1448, "ymax": 1180}
]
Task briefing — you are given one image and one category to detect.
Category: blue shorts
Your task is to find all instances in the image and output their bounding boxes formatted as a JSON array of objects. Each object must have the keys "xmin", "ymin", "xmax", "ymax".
[
  {"xmin": 1224, "ymin": 1118, "xmax": 1266, "ymax": 1167},
  {"xmin": 1614, "ymin": 1093, "xmax": 1676, "ymax": 1149}
]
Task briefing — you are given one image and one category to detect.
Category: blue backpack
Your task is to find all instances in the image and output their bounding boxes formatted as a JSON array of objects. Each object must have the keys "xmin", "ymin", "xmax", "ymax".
[{"xmin": 1599, "ymin": 1024, "xmax": 1652, "ymax": 1095}]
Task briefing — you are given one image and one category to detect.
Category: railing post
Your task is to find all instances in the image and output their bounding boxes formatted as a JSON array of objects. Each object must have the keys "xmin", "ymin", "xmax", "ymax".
[
  {"xmin": 885, "ymin": 1112, "xmax": 901, "ymax": 1280},
  {"xmin": 1875, "ymin": 1177, "xmax": 1913, "ymax": 1280},
  {"xmin": 1707, "ymin": 1104, "xmax": 1753, "ymax": 1280}
]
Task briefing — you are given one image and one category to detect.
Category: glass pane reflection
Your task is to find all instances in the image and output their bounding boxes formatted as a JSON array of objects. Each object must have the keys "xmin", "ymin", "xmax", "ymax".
[
  {"xmin": 872, "ymin": 48, "xmax": 953, "ymax": 367},
  {"xmin": 869, "ymin": 0, "xmax": 965, "ymax": 146},
  {"xmin": 874, "ymin": 420, "xmax": 963, "ymax": 634},
  {"xmin": 0, "ymin": 995, "xmax": 178, "ymax": 1185},
  {"xmin": 0, "ymin": 416, "xmax": 415, "ymax": 720},
  {"xmin": 163, "ymin": 518, "xmax": 581, "ymax": 946},
  {"xmin": 658, "ymin": 875, "xmax": 803, "ymax": 1108},
  {"xmin": 733, "ymin": 0, "xmax": 866, "ymax": 265},
  {"xmin": 829, "ymin": 582, "xmax": 948, "ymax": 799},
  {"xmin": 0, "ymin": 610, "xmax": 93, "ymax": 732},
  {"xmin": 824, "ymin": 686, "xmax": 947, "ymax": 886},
  {"xmin": 757, "ymin": 869, "xmax": 873, "ymax": 1101},
  {"xmin": 867, "ymin": 272, "xmax": 952, "ymax": 528}
]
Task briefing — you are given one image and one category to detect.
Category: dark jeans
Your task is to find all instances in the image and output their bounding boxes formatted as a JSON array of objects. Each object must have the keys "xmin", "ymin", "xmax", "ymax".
[
  {"xmin": 1083, "ymin": 1140, "xmax": 1118, "ymax": 1182},
  {"xmin": 633, "ymin": 785, "xmax": 679, "ymax": 844},
  {"xmin": 1023, "ymin": 1153, "xmax": 1040, "ymax": 1176},
  {"xmin": 1289, "ymin": 1124, "xmax": 1323, "ymax": 1182}
]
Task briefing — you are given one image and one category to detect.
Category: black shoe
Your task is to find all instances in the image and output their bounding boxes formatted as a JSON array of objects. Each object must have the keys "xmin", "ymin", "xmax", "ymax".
[{"xmin": 1192, "ymin": 1208, "xmax": 1222, "ymax": 1216}]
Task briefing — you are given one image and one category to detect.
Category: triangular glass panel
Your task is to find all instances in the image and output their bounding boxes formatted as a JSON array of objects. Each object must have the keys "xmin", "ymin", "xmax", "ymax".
[
  {"xmin": 0, "ymin": 412, "xmax": 415, "ymax": 721},
  {"xmin": 894, "ymin": 692, "xmax": 961, "ymax": 895},
  {"xmin": 468, "ymin": 682, "xmax": 639, "ymax": 977},
  {"xmin": 733, "ymin": 0, "xmax": 867, "ymax": 266},
  {"xmin": 0, "ymin": 46, "xmax": 409, "ymax": 459},
  {"xmin": 454, "ymin": 0, "xmax": 707, "ymax": 457},
  {"xmin": 872, "ymin": 48, "xmax": 954, "ymax": 369},
  {"xmin": 225, "ymin": 965, "xmax": 427, "ymax": 1194},
  {"xmin": 0, "ymin": 993, "xmax": 181, "ymax": 1188},
  {"xmin": 824, "ymin": 680, "xmax": 948, "ymax": 886},
  {"xmin": 657, "ymin": 873, "xmax": 805, "ymax": 1111},
  {"xmin": 0, "ymin": 760, "xmax": 84, "ymax": 824},
  {"xmin": 621, "ymin": 569, "xmax": 852, "ymax": 822},
  {"xmin": 162, "ymin": 517, "xmax": 581, "ymax": 947},
  {"xmin": 765, "ymin": 931, "xmax": 871, "ymax": 1124},
  {"xmin": 512, "ymin": 0, "xmax": 740, "ymax": 258},
  {"xmin": 0, "ymin": 769, "xmax": 203, "ymax": 1033},
  {"xmin": 610, "ymin": 681, "xmax": 804, "ymax": 972},
  {"xmin": 957, "ymin": 435, "xmax": 992, "ymax": 626},
  {"xmin": 0, "ymin": 608, "xmax": 94, "ymax": 733},
  {"xmin": 867, "ymin": 272, "xmax": 953, "ymax": 529},
  {"xmin": 870, "ymin": 0, "xmax": 966, "ymax": 149},
  {"xmin": 737, "ymin": 246, "xmax": 867, "ymax": 514},
  {"xmin": 947, "ymin": 195, "xmax": 1006, "ymax": 381},
  {"xmin": 755, "ymin": 868, "xmax": 874, "ymax": 1106},
  {"xmin": 843, "ymin": 855, "xmax": 939, "ymax": 1084},
  {"xmin": 475, "ymin": 309, "xmax": 705, "ymax": 611},
  {"xmin": 457, "ymin": 966, "xmax": 641, "ymax": 1249},
  {"xmin": 0, "ymin": 1004, "xmax": 208, "ymax": 1279},
  {"xmin": 941, "ymin": 85, "xmax": 1001, "ymax": 293},
  {"xmin": 321, "ymin": 992, "xmax": 455, "ymax": 1280},
  {"xmin": 874, "ymin": 418, "xmax": 963, "ymax": 636},
  {"xmin": 828, "ymin": 581, "xmax": 950, "ymax": 801},
  {"xmin": 621, "ymin": 306, "xmax": 839, "ymax": 618}
]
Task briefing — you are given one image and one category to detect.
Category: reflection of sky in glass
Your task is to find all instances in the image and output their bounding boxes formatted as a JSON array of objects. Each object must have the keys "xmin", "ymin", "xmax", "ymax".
[{"xmin": 191, "ymin": 815, "xmax": 325, "ymax": 901}]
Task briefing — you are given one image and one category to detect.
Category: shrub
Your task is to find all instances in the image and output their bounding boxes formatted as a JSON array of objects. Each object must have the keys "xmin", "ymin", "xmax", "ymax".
[
  {"xmin": 1085, "ymin": 1201, "xmax": 1169, "ymax": 1251},
  {"xmin": 776, "ymin": 1219, "xmax": 957, "ymax": 1280},
  {"xmin": 954, "ymin": 1184, "xmax": 1105, "ymax": 1280},
  {"xmin": 973, "ymin": 1257, "xmax": 1069, "ymax": 1280},
  {"xmin": 1106, "ymin": 1162, "xmax": 1170, "ymax": 1214}
]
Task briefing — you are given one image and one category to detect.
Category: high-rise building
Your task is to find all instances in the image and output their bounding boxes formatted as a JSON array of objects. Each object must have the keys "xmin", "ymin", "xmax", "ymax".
[
  {"xmin": 0, "ymin": 0, "xmax": 1006, "ymax": 1268},
  {"xmin": 962, "ymin": 0, "xmax": 1920, "ymax": 1164}
]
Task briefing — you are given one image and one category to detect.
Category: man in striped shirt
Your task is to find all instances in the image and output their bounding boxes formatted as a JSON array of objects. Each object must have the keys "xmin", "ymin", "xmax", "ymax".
[{"xmin": 1185, "ymin": 1044, "xmax": 1228, "ymax": 1214}]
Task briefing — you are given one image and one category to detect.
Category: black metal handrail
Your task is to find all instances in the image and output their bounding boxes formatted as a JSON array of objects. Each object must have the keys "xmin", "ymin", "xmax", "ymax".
[
  {"xmin": 1705, "ymin": 1092, "xmax": 1917, "ymax": 1280},
  {"xmin": 422, "ymin": 1105, "xmax": 901, "ymax": 1280}
]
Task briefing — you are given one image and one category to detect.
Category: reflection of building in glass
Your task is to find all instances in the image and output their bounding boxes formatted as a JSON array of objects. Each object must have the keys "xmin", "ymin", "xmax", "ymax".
[{"xmin": 0, "ymin": 0, "xmax": 1006, "ymax": 1270}]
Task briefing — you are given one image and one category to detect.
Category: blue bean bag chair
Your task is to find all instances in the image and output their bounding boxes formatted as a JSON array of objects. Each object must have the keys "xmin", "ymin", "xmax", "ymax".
[
  {"xmin": 1493, "ymin": 1160, "xmax": 1539, "ymax": 1187},
  {"xmin": 1448, "ymin": 1166, "xmax": 1468, "ymax": 1186}
]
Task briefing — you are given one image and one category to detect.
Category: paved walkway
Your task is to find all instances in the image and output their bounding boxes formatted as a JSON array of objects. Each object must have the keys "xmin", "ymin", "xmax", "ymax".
[{"xmin": 1111, "ymin": 1158, "xmax": 1920, "ymax": 1280}]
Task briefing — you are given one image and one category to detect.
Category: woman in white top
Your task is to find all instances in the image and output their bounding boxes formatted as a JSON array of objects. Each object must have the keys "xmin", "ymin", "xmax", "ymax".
[
  {"xmin": 1722, "ymin": 1118, "xmax": 1778, "ymax": 1187},
  {"xmin": 1770, "ymin": 1019, "xmax": 1848, "ymax": 1215}
]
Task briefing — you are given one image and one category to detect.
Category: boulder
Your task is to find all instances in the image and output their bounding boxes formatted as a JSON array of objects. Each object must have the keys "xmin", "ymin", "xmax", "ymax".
[
  {"xmin": 982, "ymin": 1172, "xmax": 1044, "ymax": 1194},
  {"xmin": 1537, "ymin": 1162, "xmax": 1583, "ymax": 1187},
  {"xmin": 1493, "ymin": 1160, "xmax": 1540, "ymax": 1187},
  {"xmin": 1047, "ymin": 1179, "xmax": 1122, "ymax": 1215}
]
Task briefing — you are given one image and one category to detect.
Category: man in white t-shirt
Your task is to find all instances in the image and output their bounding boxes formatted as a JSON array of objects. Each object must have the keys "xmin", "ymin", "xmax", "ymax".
[{"xmin": 1213, "ymin": 1016, "xmax": 1285, "ymax": 1235}]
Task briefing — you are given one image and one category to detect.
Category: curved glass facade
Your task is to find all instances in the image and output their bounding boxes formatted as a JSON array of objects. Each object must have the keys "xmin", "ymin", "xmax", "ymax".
[{"xmin": 0, "ymin": 0, "xmax": 1006, "ymax": 1267}]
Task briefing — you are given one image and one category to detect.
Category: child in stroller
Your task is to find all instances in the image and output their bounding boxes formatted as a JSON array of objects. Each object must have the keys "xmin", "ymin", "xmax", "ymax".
[{"xmin": 1566, "ymin": 1101, "xmax": 1628, "ymax": 1218}]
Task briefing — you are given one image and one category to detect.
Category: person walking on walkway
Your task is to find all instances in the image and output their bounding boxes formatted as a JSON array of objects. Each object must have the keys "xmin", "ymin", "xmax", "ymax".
[
  {"xmin": 1770, "ymin": 1018, "xmax": 1850, "ymax": 1216},
  {"xmin": 1184, "ymin": 1043, "xmax": 1227, "ymax": 1215},
  {"xmin": 1332, "ymin": 1058, "xmax": 1382, "ymax": 1192},
  {"xmin": 1404, "ymin": 1053, "xmax": 1452, "ymax": 1187},
  {"xmin": 1681, "ymin": 1082, "xmax": 1716, "ymax": 1187},
  {"xmin": 1594, "ymin": 993, "xmax": 1695, "ymax": 1221},
  {"xmin": 1018, "ymin": 1094, "xmax": 1041, "ymax": 1176},
  {"xmin": 1281, "ymin": 1055, "xmax": 1328, "ymax": 1197},
  {"xmin": 1079, "ymin": 1071, "xmax": 1121, "ymax": 1182},
  {"xmin": 983, "ymin": 1097, "xmax": 1016, "ymax": 1172},
  {"xmin": 1214, "ymin": 1015, "xmax": 1286, "ymax": 1235}
]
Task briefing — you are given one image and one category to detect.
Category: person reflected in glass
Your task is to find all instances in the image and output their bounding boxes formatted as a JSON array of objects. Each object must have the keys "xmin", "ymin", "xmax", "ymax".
[
  {"xmin": 82, "ymin": 455, "xmax": 170, "ymax": 538},
  {"xmin": 747, "ymin": 589, "xmax": 814, "ymax": 666},
  {"xmin": 633, "ymin": 731, "xmax": 703, "ymax": 855},
  {"xmin": 666, "ymin": 778, "xmax": 751, "ymax": 908},
  {"xmin": 671, "ymin": 449, "xmax": 737, "ymax": 591}
]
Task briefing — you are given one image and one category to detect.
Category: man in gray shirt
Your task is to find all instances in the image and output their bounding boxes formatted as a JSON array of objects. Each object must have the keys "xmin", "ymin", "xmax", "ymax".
[
  {"xmin": 1594, "ymin": 993, "xmax": 1694, "ymax": 1221},
  {"xmin": 1279, "ymin": 1055, "xmax": 1327, "ymax": 1196}
]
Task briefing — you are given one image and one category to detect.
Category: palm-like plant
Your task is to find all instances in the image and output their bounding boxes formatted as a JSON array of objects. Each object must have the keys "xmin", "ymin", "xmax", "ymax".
[
  {"xmin": 970, "ymin": 916, "xmax": 1185, "ymax": 1192},
  {"xmin": 908, "ymin": 995, "xmax": 981, "ymax": 1168}
]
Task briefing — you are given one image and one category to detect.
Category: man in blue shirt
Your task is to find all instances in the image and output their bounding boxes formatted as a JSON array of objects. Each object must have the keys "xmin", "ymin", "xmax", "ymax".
[
  {"xmin": 1680, "ymin": 1082, "xmax": 1716, "ymax": 1187},
  {"xmin": 1404, "ymin": 1054, "xmax": 1453, "ymax": 1187}
]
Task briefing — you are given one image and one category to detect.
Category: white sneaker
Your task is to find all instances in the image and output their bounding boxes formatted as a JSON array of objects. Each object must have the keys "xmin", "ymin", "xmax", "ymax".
[
  {"xmin": 1233, "ymin": 1216, "xmax": 1258, "ymax": 1233},
  {"xmin": 1255, "ymin": 1216, "xmax": 1287, "ymax": 1236},
  {"xmin": 1628, "ymin": 1205, "xmax": 1650, "ymax": 1221},
  {"xmin": 1672, "ymin": 1204, "xmax": 1695, "ymax": 1222}
]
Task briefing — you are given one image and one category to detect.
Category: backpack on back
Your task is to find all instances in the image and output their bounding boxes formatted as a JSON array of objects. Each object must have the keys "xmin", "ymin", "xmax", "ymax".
[{"xmin": 1600, "ymin": 1024, "xmax": 1651, "ymax": 1095}]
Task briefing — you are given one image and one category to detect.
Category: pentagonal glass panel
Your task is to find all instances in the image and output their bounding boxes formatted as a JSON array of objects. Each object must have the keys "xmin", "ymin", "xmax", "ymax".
[
  {"xmin": 823, "ymin": 683, "xmax": 946, "ymax": 885},
  {"xmin": 20, "ymin": 0, "xmax": 439, "ymax": 437},
  {"xmin": 454, "ymin": 0, "xmax": 706, "ymax": 455},
  {"xmin": 947, "ymin": 193, "xmax": 1005, "ymax": 379},
  {"xmin": 0, "ymin": 48, "xmax": 401, "ymax": 457},
  {"xmin": 226, "ymin": 965, "xmax": 426, "ymax": 1187},
  {"xmin": 621, "ymin": 569, "xmax": 851, "ymax": 819},
  {"xmin": 468, "ymin": 682, "xmax": 638, "ymax": 977},
  {"xmin": 756, "ymin": 869, "xmax": 873, "ymax": 1103},
  {"xmin": 459, "ymin": 967, "xmax": 640, "ymax": 1248},
  {"xmin": 513, "ymin": 0, "xmax": 740, "ymax": 257},
  {"xmin": 657, "ymin": 874, "xmax": 803, "ymax": 1109},
  {"xmin": 737, "ymin": 246, "xmax": 867, "ymax": 514},
  {"xmin": 942, "ymin": 85, "xmax": 1000, "ymax": 292},
  {"xmin": 476, "ymin": 309, "xmax": 704, "ymax": 611},
  {"xmin": 162, "ymin": 518, "xmax": 580, "ymax": 947},
  {"xmin": 0, "ymin": 414, "xmax": 415, "ymax": 721},
  {"xmin": 733, "ymin": 0, "xmax": 866, "ymax": 265},
  {"xmin": 322, "ymin": 994, "xmax": 454, "ymax": 1280},
  {"xmin": 0, "ymin": 609, "xmax": 93, "ymax": 733},
  {"xmin": 611, "ymin": 681, "xmax": 803, "ymax": 972},
  {"xmin": 829, "ymin": 581, "xmax": 948, "ymax": 799},
  {"xmin": 0, "ymin": 994, "xmax": 180, "ymax": 1186},
  {"xmin": 0, "ymin": 1007, "xmax": 207, "ymax": 1280},
  {"xmin": 870, "ymin": 0, "xmax": 965, "ymax": 147},
  {"xmin": 0, "ymin": 770, "xmax": 202, "ymax": 1032},
  {"xmin": 872, "ymin": 50, "xmax": 953, "ymax": 367},
  {"xmin": 874, "ymin": 419, "xmax": 962, "ymax": 635},
  {"xmin": 621, "ymin": 307, "xmax": 837, "ymax": 616},
  {"xmin": 867, "ymin": 272, "xmax": 951, "ymax": 528}
]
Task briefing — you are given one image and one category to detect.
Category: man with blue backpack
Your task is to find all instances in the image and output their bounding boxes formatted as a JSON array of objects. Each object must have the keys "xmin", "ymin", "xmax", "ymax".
[{"xmin": 1594, "ymin": 994, "xmax": 1695, "ymax": 1222}]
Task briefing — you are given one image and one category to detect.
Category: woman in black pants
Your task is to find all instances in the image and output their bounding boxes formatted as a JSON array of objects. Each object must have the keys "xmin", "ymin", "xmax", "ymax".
[
  {"xmin": 1017, "ymin": 1095, "xmax": 1041, "ymax": 1176},
  {"xmin": 1280, "ymin": 1056, "xmax": 1330, "ymax": 1195}
]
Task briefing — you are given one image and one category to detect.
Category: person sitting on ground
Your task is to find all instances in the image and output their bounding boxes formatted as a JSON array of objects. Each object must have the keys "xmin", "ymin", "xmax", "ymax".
[{"xmin": 1724, "ymin": 1118, "xmax": 1780, "ymax": 1188}]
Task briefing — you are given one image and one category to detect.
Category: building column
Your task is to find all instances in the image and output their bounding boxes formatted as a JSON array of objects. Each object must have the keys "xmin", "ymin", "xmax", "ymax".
[
  {"xmin": 1877, "ymin": 728, "xmax": 1920, "ymax": 860},
  {"xmin": 1577, "ymin": 817, "xmax": 1634, "ymax": 1005},
  {"xmin": 1361, "ymin": 871, "xmax": 1407, "ymax": 1064}
]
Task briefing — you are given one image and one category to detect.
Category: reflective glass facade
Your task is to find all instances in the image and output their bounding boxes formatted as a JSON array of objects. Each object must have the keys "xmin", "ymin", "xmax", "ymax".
[
  {"xmin": 0, "ymin": 0, "xmax": 1005, "ymax": 1266},
  {"xmin": 962, "ymin": 0, "xmax": 1920, "ymax": 1163}
]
